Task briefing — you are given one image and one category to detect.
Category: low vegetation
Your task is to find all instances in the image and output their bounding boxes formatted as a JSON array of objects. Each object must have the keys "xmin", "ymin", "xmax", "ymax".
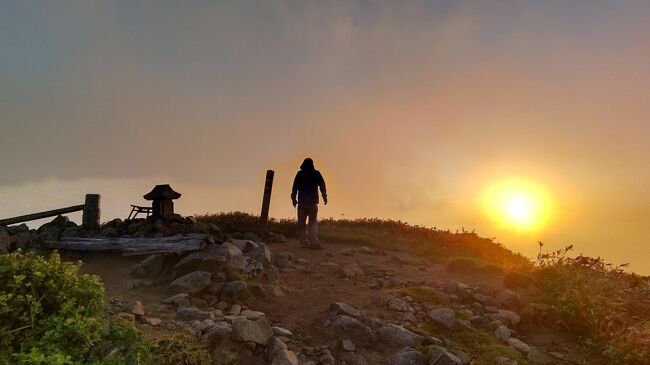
[
  {"xmin": 399, "ymin": 286, "xmax": 448, "ymax": 305},
  {"xmin": 529, "ymin": 244, "xmax": 650, "ymax": 365},
  {"xmin": 412, "ymin": 320, "xmax": 530, "ymax": 365},
  {"xmin": 0, "ymin": 251, "xmax": 210, "ymax": 365},
  {"xmin": 196, "ymin": 212, "xmax": 531, "ymax": 270}
]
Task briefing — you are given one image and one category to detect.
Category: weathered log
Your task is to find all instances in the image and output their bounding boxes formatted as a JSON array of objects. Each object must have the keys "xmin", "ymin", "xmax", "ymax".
[{"xmin": 45, "ymin": 234, "xmax": 207, "ymax": 254}]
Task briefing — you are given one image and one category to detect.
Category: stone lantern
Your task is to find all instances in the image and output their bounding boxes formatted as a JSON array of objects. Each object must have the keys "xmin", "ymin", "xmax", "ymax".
[{"xmin": 143, "ymin": 184, "xmax": 181, "ymax": 219}]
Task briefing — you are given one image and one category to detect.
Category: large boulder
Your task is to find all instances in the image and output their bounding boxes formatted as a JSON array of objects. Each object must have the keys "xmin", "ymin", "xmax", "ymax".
[
  {"xmin": 429, "ymin": 308, "xmax": 456, "ymax": 329},
  {"xmin": 328, "ymin": 315, "xmax": 376, "ymax": 347},
  {"xmin": 173, "ymin": 244, "xmax": 238, "ymax": 277},
  {"xmin": 231, "ymin": 239, "xmax": 272, "ymax": 265},
  {"xmin": 390, "ymin": 348, "xmax": 426, "ymax": 365},
  {"xmin": 169, "ymin": 271, "xmax": 212, "ymax": 295},
  {"xmin": 230, "ymin": 317, "xmax": 273, "ymax": 345},
  {"xmin": 378, "ymin": 324, "xmax": 425, "ymax": 347},
  {"xmin": 129, "ymin": 254, "xmax": 166, "ymax": 279}
]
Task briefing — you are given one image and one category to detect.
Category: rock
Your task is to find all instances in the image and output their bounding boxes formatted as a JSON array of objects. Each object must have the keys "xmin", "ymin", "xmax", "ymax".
[
  {"xmin": 266, "ymin": 336, "xmax": 288, "ymax": 361},
  {"xmin": 489, "ymin": 310, "xmax": 521, "ymax": 327},
  {"xmin": 270, "ymin": 285, "xmax": 285, "ymax": 297},
  {"xmin": 250, "ymin": 283, "xmax": 268, "ymax": 297},
  {"xmin": 329, "ymin": 302, "xmax": 364, "ymax": 319},
  {"xmin": 274, "ymin": 252, "xmax": 294, "ymax": 268},
  {"xmin": 231, "ymin": 239, "xmax": 272, "ymax": 265},
  {"xmin": 429, "ymin": 347, "xmax": 462, "ymax": 365},
  {"xmin": 243, "ymin": 232, "xmax": 261, "ymax": 241},
  {"xmin": 272, "ymin": 326, "xmax": 293, "ymax": 337},
  {"xmin": 267, "ymin": 232, "xmax": 287, "ymax": 243},
  {"xmin": 203, "ymin": 323, "xmax": 232, "ymax": 348},
  {"xmin": 169, "ymin": 271, "xmax": 212, "ymax": 295},
  {"xmin": 229, "ymin": 303, "xmax": 241, "ymax": 316},
  {"xmin": 495, "ymin": 357, "xmax": 518, "ymax": 365},
  {"xmin": 272, "ymin": 349, "xmax": 299, "ymax": 365},
  {"xmin": 429, "ymin": 308, "xmax": 456, "ymax": 329},
  {"xmin": 176, "ymin": 307, "xmax": 214, "ymax": 322},
  {"xmin": 123, "ymin": 301, "xmax": 145, "ymax": 316},
  {"xmin": 219, "ymin": 280, "xmax": 248, "ymax": 299},
  {"xmin": 174, "ymin": 243, "xmax": 239, "ymax": 277},
  {"xmin": 319, "ymin": 349, "xmax": 335, "ymax": 364},
  {"xmin": 359, "ymin": 246, "xmax": 372, "ymax": 254},
  {"xmin": 265, "ymin": 266, "xmax": 280, "ymax": 283},
  {"xmin": 162, "ymin": 293, "xmax": 190, "ymax": 306},
  {"xmin": 494, "ymin": 325, "xmax": 512, "ymax": 342},
  {"xmin": 368, "ymin": 278, "xmax": 381, "ymax": 289},
  {"xmin": 378, "ymin": 324, "xmax": 425, "ymax": 347},
  {"xmin": 342, "ymin": 339, "xmax": 356, "ymax": 351},
  {"xmin": 328, "ymin": 315, "xmax": 376, "ymax": 347},
  {"xmin": 342, "ymin": 248, "xmax": 355, "ymax": 256},
  {"xmin": 390, "ymin": 348, "xmax": 426, "ymax": 365},
  {"xmin": 495, "ymin": 290, "xmax": 520, "ymax": 308},
  {"xmin": 506, "ymin": 338, "xmax": 531, "ymax": 354},
  {"xmin": 143, "ymin": 317, "xmax": 162, "ymax": 326},
  {"xmin": 527, "ymin": 347, "xmax": 552, "ymax": 364},
  {"xmin": 342, "ymin": 263, "xmax": 364, "ymax": 278},
  {"xmin": 0, "ymin": 234, "xmax": 12, "ymax": 254},
  {"xmin": 129, "ymin": 254, "xmax": 166, "ymax": 279},
  {"xmin": 451, "ymin": 350, "xmax": 470, "ymax": 365},
  {"xmin": 115, "ymin": 312, "xmax": 135, "ymax": 323},
  {"xmin": 230, "ymin": 317, "xmax": 273, "ymax": 344},
  {"xmin": 388, "ymin": 297, "xmax": 413, "ymax": 312}
]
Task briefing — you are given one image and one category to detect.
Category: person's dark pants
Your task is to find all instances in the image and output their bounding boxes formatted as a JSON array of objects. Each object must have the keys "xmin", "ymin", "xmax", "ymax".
[{"xmin": 297, "ymin": 203, "xmax": 319, "ymax": 246}]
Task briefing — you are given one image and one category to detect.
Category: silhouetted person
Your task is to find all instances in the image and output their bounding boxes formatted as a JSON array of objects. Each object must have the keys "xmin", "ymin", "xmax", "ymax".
[{"xmin": 291, "ymin": 158, "xmax": 327, "ymax": 248}]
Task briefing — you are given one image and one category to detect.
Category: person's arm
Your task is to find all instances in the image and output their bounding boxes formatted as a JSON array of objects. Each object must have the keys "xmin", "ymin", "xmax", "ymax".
[
  {"xmin": 291, "ymin": 173, "xmax": 299, "ymax": 207},
  {"xmin": 318, "ymin": 172, "xmax": 328, "ymax": 205}
]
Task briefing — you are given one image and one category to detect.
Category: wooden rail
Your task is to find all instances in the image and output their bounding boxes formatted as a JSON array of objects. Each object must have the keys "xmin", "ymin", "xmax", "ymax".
[{"xmin": 0, "ymin": 194, "xmax": 101, "ymax": 229}]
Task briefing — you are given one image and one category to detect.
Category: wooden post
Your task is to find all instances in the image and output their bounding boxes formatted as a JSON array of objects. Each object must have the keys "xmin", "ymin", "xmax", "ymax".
[
  {"xmin": 260, "ymin": 170, "xmax": 274, "ymax": 233},
  {"xmin": 82, "ymin": 194, "xmax": 101, "ymax": 230}
]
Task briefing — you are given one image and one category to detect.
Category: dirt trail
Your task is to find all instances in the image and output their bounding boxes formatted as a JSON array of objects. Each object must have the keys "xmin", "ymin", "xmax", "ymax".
[{"xmin": 77, "ymin": 239, "xmax": 602, "ymax": 365}]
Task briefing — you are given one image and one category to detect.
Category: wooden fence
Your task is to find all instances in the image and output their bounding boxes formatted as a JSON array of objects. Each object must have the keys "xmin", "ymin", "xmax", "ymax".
[{"xmin": 0, "ymin": 194, "xmax": 101, "ymax": 230}]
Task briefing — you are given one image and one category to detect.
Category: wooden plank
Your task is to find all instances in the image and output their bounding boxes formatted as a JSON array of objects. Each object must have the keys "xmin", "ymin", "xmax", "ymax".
[
  {"xmin": 45, "ymin": 234, "xmax": 207, "ymax": 253},
  {"xmin": 0, "ymin": 204, "xmax": 85, "ymax": 226}
]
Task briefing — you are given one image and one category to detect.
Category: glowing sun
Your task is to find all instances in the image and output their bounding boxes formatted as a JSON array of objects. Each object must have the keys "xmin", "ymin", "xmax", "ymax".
[{"xmin": 484, "ymin": 179, "xmax": 551, "ymax": 231}]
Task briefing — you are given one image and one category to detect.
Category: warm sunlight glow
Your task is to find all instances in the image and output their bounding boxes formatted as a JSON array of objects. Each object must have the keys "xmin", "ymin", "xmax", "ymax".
[{"xmin": 484, "ymin": 178, "xmax": 552, "ymax": 231}]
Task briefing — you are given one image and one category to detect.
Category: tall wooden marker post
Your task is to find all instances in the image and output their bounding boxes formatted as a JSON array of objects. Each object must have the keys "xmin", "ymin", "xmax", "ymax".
[{"xmin": 260, "ymin": 170, "xmax": 275, "ymax": 233}]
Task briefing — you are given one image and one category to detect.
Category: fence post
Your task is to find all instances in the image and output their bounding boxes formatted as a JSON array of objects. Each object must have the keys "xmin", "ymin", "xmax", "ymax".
[
  {"xmin": 82, "ymin": 194, "xmax": 101, "ymax": 230},
  {"xmin": 260, "ymin": 170, "xmax": 274, "ymax": 233}
]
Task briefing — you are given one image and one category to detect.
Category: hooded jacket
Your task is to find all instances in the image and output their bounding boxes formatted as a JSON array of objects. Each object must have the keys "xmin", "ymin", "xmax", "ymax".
[{"xmin": 291, "ymin": 158, "xmax": 327, "ymax": 205}]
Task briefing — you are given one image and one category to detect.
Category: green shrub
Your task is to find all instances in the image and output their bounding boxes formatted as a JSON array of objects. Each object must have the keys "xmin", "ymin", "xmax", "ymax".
[
  {"xmin": 94, "ymin": 321, "xmax": 211, "ymax": 365},
  {"xmin": 0, "ymin": 251, "xmax": 212, "ymax": 365},
  {"xmin": 0, "ymin": 251, "xmax": 104, "ymax": 364},
  {"xmin": 531, "ymin": 245, "xmax": 650, "ymax": 365}
]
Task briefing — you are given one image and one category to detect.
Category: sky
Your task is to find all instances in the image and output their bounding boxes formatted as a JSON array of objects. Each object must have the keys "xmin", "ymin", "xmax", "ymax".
[{"xmin": 1, "ymin": 1, "xmax": 650, "ymax": 273}]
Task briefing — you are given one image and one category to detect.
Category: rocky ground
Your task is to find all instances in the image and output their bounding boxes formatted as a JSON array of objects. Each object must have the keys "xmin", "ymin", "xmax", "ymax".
[{"xmin": 69, "ymin": 233, "xmax": 605, "ymax": 365}]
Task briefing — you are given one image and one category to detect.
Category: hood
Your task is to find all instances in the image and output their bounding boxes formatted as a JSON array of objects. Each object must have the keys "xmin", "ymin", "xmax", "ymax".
[{"xmin": 300, "ymin": 158, "xmax": 315, "ymax": 170}]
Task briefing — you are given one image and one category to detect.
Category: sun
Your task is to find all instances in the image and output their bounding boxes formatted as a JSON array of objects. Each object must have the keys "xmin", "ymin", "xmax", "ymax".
[{"xmin": 483, "ymin": 179, "xmax": 551, "ymax": 231}]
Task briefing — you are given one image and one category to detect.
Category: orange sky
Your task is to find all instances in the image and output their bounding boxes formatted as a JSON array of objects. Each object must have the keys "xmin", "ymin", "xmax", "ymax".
[{"xmin": 1, "ymin": 2, "xmax": 649, "ymax": 273}]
